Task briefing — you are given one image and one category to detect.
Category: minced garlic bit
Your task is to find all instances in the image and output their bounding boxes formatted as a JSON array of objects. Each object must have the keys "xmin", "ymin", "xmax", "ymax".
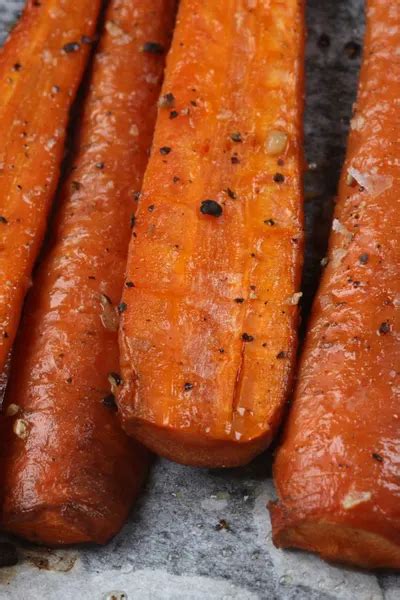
[
  {"xmin": 100, "ymin": 294, "xmax": 119, "ymax": 332},
  {"xmin": 286, "ymin": 292, "xmax": 303, "ymax": 305},
  {"xmin": 13, "ymin": 418, "xmax": 29, "ymax": 439},
  {"xmin": 342, "ymin": 490, "xmax": 372, "ymax": 510},
  {"xmin": 5, "ymin": 403, "xmax": 20, "ymax": 417},
  {"xmin": 265, "ymin": 130, "xmax": 288, "ymax": 156}
]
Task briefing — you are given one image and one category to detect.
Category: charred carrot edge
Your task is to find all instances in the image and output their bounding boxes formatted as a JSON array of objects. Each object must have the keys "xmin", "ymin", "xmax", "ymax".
[
  {"xmin": 0, "ymin": 0, "xmax": 102, "ymax": 375},
  {"xmin": 0, "ymin": 0, "xmax": 176, "ymax": 545},
  {"xmin": 118, "ymin": 0, "xmax": 305, "ymax": 467},
  {"xmin": 270, "ymin": 0, "xmax": 400, "ymax": 569}
]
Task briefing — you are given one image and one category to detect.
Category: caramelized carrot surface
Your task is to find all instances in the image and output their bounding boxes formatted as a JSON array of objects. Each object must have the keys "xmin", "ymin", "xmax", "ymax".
[
  {"xmin": 0, "ymin": 0, "xmax": 102, "ymax": 374},
  {"xmin": 0, "ymin": 0, "xmax": 176, "ymax": 545},
  {"xmin": 118, "ymin": 0, "xmax": 305, "ymax": 467},
  {"xmin": 270, "ymin": 0, "xmax": 400, "ymax": 569}
]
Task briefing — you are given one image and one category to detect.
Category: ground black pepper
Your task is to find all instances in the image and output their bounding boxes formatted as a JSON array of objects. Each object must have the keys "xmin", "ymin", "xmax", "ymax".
[{"xmin": 200, "ymin": 199, "xmax": 223, "ymax": 217}]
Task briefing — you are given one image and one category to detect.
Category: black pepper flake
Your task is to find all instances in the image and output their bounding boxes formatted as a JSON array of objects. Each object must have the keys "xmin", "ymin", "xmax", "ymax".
[
  {"xmin": 276, "ymin": 351, "xmax": 288, "ymax": 359},
  {"xmin": 133, "ymin": 191, "xmax": 141, "ymax": 202},
  {"xmin": 200, "ymin": 199, "xmax": 223, "ymax": 217},
  {"xmin": 317, "ymin": 33, "xmax": 331, "ymax": 49},
  {"xmin": 170, "ymin": 110, "xmax": 179, "ymax": 119},
  {"xmin": 372, "ymin": 452, "xmax": 384, "ymax": 462},
  {"xmin": 0, "ymin": 542, "xmax": 18, "ymax": 568},
  {"xmin": 230, "ymin": 132, "xmax": 242, "ymax": 143},
  {"xmin": 102, "ymin": 393, "xmax": 118, "ymax": 412},
  {"xmin": 62, "ymin": 41, "xmax": 81, "ymax": 53},
  {"xmin": 125, "ymin": 281, "xmax": 135, "ymax": 288},
  {"xmin": 130, "ymin": 214, "xmax": 136, "ymax": 228},
  {"xmin": 95, "ymin": 162, "xmax": 105, "ymax": 170},
  {"xmin": 378, "ymin": 321, "xmax": 390, "ymax": 335},
  {"xmin": 184, "ymin": 382, "xmax": 193, "ymax": 391},
  {"xmin": 359, "ymin": 253, "xmax": 369, "ymax": 265},
  {"xmin": 148, "ymin": 204, "xmax": 155, "ymax": 212},
  {"xmin": 215, "ymin": 519, "xmax": 230, "ymax": 531},
  {"xmin": 71, "ymin": 180, "xmax": 81, "ymax": 191},
  {"xmin": 12, "ymin": 63, "xmax": 22, "ymax": 71},
  {"xmin": 159, "ymin": 92, "xmax": 175, "ymax": 108},
  {"xmin": 218, "ymin": 348, "xmax": 225, "ymax": 353},
  {"xmin": 118, "ymin": 302, "xmax": 128, "ymax": 314},
  {"xmin": 231, "ymin": 155, "xmax": 240, "ymax": 164},
  {"xmin": 160, "ymin": 146, "xmax": 172, "ymax": 155},
  {"xmin": 3, "ymin": 331, "xmax": 9, "ymax": 338},
  {"xmin": 273, "ymin": 172, "xmax": 285, "ymax": 184},
  {"xmin": 264, "ymin": 219, "xmax": 275, "ymax": 226},
  {"xmin": 142, "ymin": 41, "xmax": 165, "ymax": 54},
  {"xmin": 66, "ymin": 377, "xmax": 72, "ymax": 384},
  {"xmin": 173, "ymin": 176, "xmax": 180, "ymax": 183},
  {"xmin": 225, "ymin": 188, "xmax": 236, "ymax": 199},
  {"xmin": 242, "ymin": 333, "xmax": 254, "ymax": 342},
  {"xmin": 234, "ymin": 297, "xmax": 245, "ymax": 304},
  {"xmin": 344, "ymin": 40, "xmax": 361, "ymax": 59},
  {"xmin": 0, "ymin": 216, "xmax": 8, "ymax": 224}
]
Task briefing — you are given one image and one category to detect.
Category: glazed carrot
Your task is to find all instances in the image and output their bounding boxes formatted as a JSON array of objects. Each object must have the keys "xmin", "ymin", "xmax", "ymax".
[
  {"xmin": 0, "ymin": 0, "xmax": 102, "ymax": 375},
  {"xmin": 0, "ymin": 0, "xmax": 176, "ymax": 545},
  {"xmin": 270, "ymin": 0, "xmax": 400, "ymax": 569},
  {"xmin": 118, "ymin": 0, "xmax": 305, "ymax": 467}
]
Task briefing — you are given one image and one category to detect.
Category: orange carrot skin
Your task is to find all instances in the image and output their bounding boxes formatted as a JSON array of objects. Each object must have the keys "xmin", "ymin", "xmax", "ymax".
[
  {"xmin": 119, "ymin": 0, "xmax": 305, "ymax": 467},
  {"xmin": 0, "ymin": 0, "xmax": 176, "ymax": 545},
  {"xmin": 270, "ymin": 0, "xmax": 400, "ymax": 569},
  {"xmin": 0, "ymin": 0, "xmax": 102, "ymax": 375}
]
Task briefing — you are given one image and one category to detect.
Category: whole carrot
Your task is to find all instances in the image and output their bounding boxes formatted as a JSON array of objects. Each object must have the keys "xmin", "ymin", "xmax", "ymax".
[
  {"xmin": 118, "ymin": 0, "xmax": 305, "ymax": 467},
  {"xmin": 270, "ymin": 0, "xmax": 400, "ymax": 569},
  {"xmin": 0, "ymin": 0, "xmax": 102, "ymax": 375},
  {"xmin": 0, "ymin": 0, "xmax": 176, "ymax": 545}
]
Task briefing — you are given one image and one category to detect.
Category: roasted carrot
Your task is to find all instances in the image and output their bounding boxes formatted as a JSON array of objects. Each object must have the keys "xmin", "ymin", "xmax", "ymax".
[
  {"xmin": 270, "ymin": 0, "xmax": 400, "ymax": 569},
  {"xmin": 0, "ymin": 0, "xmax": 102, "ymax": 375},
  {"xmin": 0, "ymin": 0, "xmax": 176, "ymax": 545},
  {"xmin": 118, "ymin": 0, "xmax": 305, "ymax": 467}
]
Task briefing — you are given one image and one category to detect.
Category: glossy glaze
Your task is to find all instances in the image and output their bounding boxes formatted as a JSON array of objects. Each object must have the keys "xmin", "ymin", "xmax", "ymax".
[
  {"xmin": 0, "ymin": 0, "xmax": 176, "ymax": 545},
  {"xmin": 119, "ymin": 0, "xmax": 305, "ymax": 467},
  {"xmin": 0, "ymin": 0, "xmax": 101, "ymax": 374},
  {"xmin": 270, "ymin": 0, "xmax": 400, "ymax": 569}
]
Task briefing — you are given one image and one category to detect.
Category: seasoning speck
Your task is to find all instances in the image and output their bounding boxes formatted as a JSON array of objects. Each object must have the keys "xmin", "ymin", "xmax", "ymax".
[
  {"xmin": 276, "ymin": 351, "xmax": 288, "ymax": 359},
  {"xmin": 230, "ymin": 132, "xmax": 242, "ymax": 143},
  {"xmin": 184, "ymin": 382, "xmax": 193, "ymax": 391},
  {"xmin": 372, "ymin": 452, "xmax": 384, "ymax": 462},
  {"xmin": 234, "ymin": 297, "xmax": 245, "ymax": 304},
  {"xmin": 125, "ymin": 281, "xmax": 135, "ymax": 288},
  {"xmin": 142, "ymin": 41, "xmax": 165, "ymax": 54},
  {"xmin": 215, "ymin": 519, "xmax": 230, "ymax": 531},
  {"xmin": 378, "ymin": 321, "xmax": 390, "ymax": 335},
  {"xmin": 160, "ymin": 146, "xmax": 172, "ymax": 155},
  {"xmin": 225, "ymin": 188, "xmax": 236, "ymax": 199},
  {"xmin": 265, "ymin": 130, "xmax": 288, "ymax": 156},
  {"xmin": 62, "ymin": 42, "xmax": 80, "ymax": 53},
  {"xmin": 264, "ymin": 218, "xmax": 275, "ymax": 226},
  {"xmin": 359, "ymin": 253, "xmax": 369, "ymax": 265},
  {"xmin": 170, "ymin": 110, "xmax": 179, "ymax": 119},
  {"xmin": 0, "ymin": 216, "xmax": 8, "ymax": 224},
  {"xmin": 95, "ymin": 162, "xmax": 105, "ymax": 170},
  {"xmin": 242, "ymin": 333, "xmax": 254, "ymax": 342},
  {"xmin": 200, "ymin": 200, "xmax": 223, "ymax": 217},
  {"xmin": 118, "ymin": 302, "xmax": 128, "ymax": 314},
  {"xmin": 273, "ymin": 172, "xmax": 285, "ymax": 184}
]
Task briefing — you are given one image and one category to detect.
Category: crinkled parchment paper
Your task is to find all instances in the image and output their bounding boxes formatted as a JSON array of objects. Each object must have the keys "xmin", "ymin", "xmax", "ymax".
[{"xmin": 0, "ymin": 1, "xmax": 399, "ymax": 598}]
